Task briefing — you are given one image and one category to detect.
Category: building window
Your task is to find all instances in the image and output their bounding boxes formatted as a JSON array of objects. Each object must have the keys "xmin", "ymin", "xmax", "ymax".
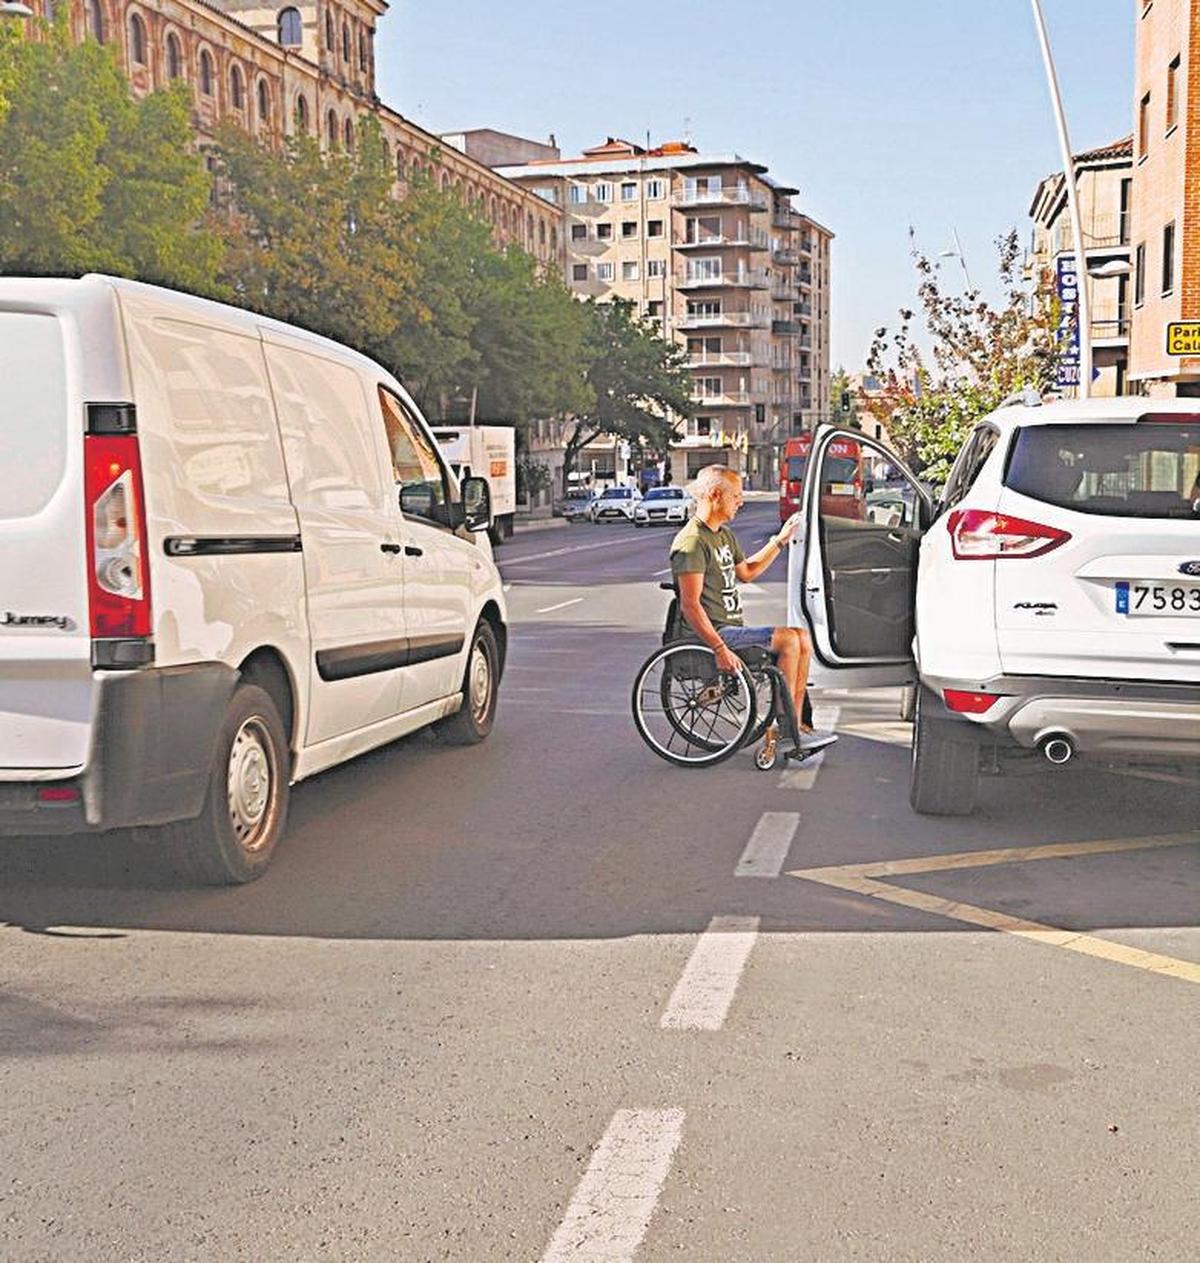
[
  {"xmin": 572, "ymin": 264, "xmax": 588, "ymax": 282},
  {"xmin": 257, "ymin": 79, "xmax": 271, "ymax": 125},
  {"xmin": 647, "ymin": 258, "xmax": 665, "ymax": 279},
  {"xmin": 646, "ymin": 179, "xmax": 665, "ymax": 199},
  {"xmin": 128, "ymin": 12, "xmax": 146, "ymax": 65},
  {"xmin": 550, "ymin": 226, "xmax": 558, "ymax": 252},
  {"xmin": 87, "ymin": 0, "xmax": 104, "ymax": 42},
  {"xmin": 620, "ymin": 181, "xmax": 637, "ymax": 201},
  {"xmin": 278, "ymin": 7, "xmax": 302, "ymax": 46},
  {"xmin": 621, "ymin": 221, "xmax": 638, "ymax": 239},
  {"xmin": 1119, "ymin": 177, "xmax": 1132, "ymax": 245},
  {"xmin": 596, "ymin": 262, "xmax": 614, "ymax": 282},
  {"xmin": 343, "ymin": 116, "xmax": 354, "ymax": 151},
  {"xmin": 359, "ymin": 30, "xmax": 368, "ymax": 71},
  {"xmin": 695, "ymin": 417, "xmax": 712, "ymax": 437},
  {"xmin": 295, "ymin": 93, "xmax": 309, "ymax": 132},
  {"xmin": 570, "ymin": 224, "xmax": 587, "ymax": 241},
  {"xmin": 441, "ymin": 172, "xmax": 451, "ymax": 192},
  {"xmin": 230, "ymin": 64, "xmax": 245, "ymax": 110},
  {"xmin": 1134, "ymin": 241, "xmax": 1146, "ymax": 306},
  {"xmin": 165, "ymin": 32, "xmax": 183, "ymax": 80},
  {"xmin": 341, "ymin": 21, "xmax": 350, "ymax": 62},
  {"xmin": 326, "ymin": 108, "xmax": 337, "ymax": 146},
  {"xmin": 595, "ymin": 222, "xmax": 613, "ymax": 240},
  {"xmin": 198, "ymin": 49, "xmax": 214, "ymax": 96},
  {"xmin": 324, "ymin": 9, "xmax": 333, "ymax": 48},
  {"xmin": 1162, "ymin": 221, "xmax": 1175, "ymax": 294},
  {"xmin": 647, "ymin": 300, "xmax": 663, "ymax": 319},
  {"xmin": 594, "ymin": 182, "xmax": 612, "ymax": 203},
  {"xmin": 696, "ymin": 377, "xmax": 722, "ymax": 399},
  {"xmin": 526, "ymin": 212, "xmax": 534, "ymax": 243},
  {"xmin": 539, "ymin": 220, "xmax": 546, "ymax": 246},
  {"xmin": 1166, "ymin": 55, "xmax": 1180, "ymax": 132},
  {"xmin": 622, "ymin": 261, "xmax": 639, "ymax": 282},
  {"xmin": 647, "ymin": 219, "xmax": 663, "ymax": 237},
  {"xmin": 1138, "ymin": 92, "xmax": 1150, "ymax": 157},
  {"xmin": 568, "ymin": 183, "xmax": 586, "ymax": 205}
]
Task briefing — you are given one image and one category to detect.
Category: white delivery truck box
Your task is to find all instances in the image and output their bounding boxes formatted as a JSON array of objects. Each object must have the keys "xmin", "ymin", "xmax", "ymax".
[
  {"xmin": 431, "ymin": 425, "xmax": 516, "ymax": 544},
  {"xmin": 0, "ymin": 275, "xmax": 508, "ymax": 883}
]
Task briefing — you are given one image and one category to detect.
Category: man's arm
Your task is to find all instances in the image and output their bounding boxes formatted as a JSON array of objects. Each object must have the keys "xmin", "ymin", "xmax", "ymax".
[
  {"xmin": 677, "ymin": 572, "xmax": 739, "ymax": 674},
  {"xmin": 734, "ymin": 512, "xmax": 803, "ymax": 582}
]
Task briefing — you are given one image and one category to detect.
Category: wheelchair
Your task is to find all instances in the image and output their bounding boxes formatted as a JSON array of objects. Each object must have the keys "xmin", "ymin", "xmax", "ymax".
[{"xmin": 631, "ymin": 583, "xmax": 814, "ymax": 771}]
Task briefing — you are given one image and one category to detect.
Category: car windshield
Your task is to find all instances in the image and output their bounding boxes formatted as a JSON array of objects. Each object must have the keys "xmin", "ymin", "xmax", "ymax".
[
  {"xmin": 1005, "ymin": 421, "xmax": 1200, "ymax": 519},
  {"xmin": 786, "ymin": 456, "xmax": 808, "ymax": 481},
  {"xmin": 645, "ymin": 489, "xmax": 681, "ymax": 500},
  {"xmin": 603, "ymin": 488, "xmax": 630, "ymax": 498}
]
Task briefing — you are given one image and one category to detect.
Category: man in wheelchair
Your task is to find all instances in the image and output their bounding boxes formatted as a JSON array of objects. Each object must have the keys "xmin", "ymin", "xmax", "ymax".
[{"xmin": 669, "ymin": 465, "xmax": 837, "ymax": 757}]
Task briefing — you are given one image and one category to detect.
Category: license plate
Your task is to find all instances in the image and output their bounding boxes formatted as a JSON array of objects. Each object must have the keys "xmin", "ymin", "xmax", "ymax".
[{"xmin": 1115, "ymin": 580, "xmax": 1200, "ymax": 616}]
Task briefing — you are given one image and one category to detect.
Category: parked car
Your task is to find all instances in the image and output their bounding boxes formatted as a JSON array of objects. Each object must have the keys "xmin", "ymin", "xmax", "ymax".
[
  {"xmin": 0, "ymin": 274, "xmax": 507, "ymax": 883},
  {"xmin": 789, "ymin": 399, "xmax": 1200, "ymax": 815},
  {"xmin": 634, "ymin": 486, "xmax": 695, "ymax": 527},
  {"xmin": 556, "ymin": 488, "xmax": 596, "ymax": 522},
  {"xmin": 590, "ymin": 485, "xmax": 642, "ymax": 523}
]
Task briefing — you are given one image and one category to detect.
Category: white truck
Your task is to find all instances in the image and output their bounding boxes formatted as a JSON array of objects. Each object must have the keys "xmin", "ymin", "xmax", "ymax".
[{"xmin": 432, "ymin": 424, "xmax": 517, "ymax": 544}]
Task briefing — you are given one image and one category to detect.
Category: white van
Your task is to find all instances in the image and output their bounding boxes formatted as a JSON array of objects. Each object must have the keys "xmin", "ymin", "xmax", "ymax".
[{"xmin": 0, "ymin": 275, "xmax": 507, "ymax": 882}]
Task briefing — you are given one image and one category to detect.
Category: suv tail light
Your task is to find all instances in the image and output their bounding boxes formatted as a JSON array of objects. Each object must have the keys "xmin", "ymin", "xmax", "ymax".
[
  {"xmin": 85, "ymin": 434, "xmax": 152, "ymax": 638},
  {"xmin": 946, "ymin": 509, "xmax": 1070, "ymax": 560}
]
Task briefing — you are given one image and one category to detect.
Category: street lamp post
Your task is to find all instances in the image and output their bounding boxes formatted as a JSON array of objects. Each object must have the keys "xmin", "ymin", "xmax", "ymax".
[{"xmin": 1030, "ymin": 0, "xmax": 1092, "ymax": 399}]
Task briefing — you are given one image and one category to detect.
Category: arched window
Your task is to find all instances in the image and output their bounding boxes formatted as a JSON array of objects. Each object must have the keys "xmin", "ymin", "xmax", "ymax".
[
  {"xmin": 441, "ymin": 172, "xmax": 450, "ymax": 193},
  {"xmin": 343, "ymin": 116, "xmax": 354, "ymax": 152},
  {"xmin": 550, "ymin": 226, "xmax": 558, "ymax": 252},
  {"xmin": 395, "ymin": 147, "xmax": 406, "ymax": 179},
  {"xmin": 324, "ymin": 9, "xmax": 333, "ymax": 48},
  {"xmin": 165, "ymin": 33, "xmax": 182, "ymax": 80},
  {"xmin": 198, "ymin": 49, "xmax": 214, "ymax": 97},
  {"xmin": 277, "ymin": 7, "xmax": 302, "ymax": 47},
  {"xmin": 128, "ymin": 12, "xmax": 146, "ymax": 65},
  {"xmin": 527, "ymin": 212, "xmax": 534, "ymax": 244},
  {"xmin": 230, "ymin": 64, "xmax": 245, "ymax": 110},
  {"xmin": 341, "ymin": 21, "xmax": 350, "ymax": 62},
  {"xmin": 358, "ymin": 30, "xmax": 367, "ymax": 71},
  {"xmin": 295, "ymin": 93, "xmax": 309, "ymax": 133},
  {"xmin": 87, "ymin": 0, "xmax": 104, "ymax": 42},
  {"xmin": 500, "ymin": 205, "xmax": 508, "ymax": 232},
  {"xmin": 489, "ymin": 196, "xmax": 497, "ymax": 222},
  {"xmin": 539, "ymin": 220, "xmax": 546, "ymax": 246},
  {"xmin": 257, "ymin": 78, "xmax": 270, "ymax": 125},
  {"xmin": 326, "ymin": 108, "xmax": 337, "ymax": 146}
]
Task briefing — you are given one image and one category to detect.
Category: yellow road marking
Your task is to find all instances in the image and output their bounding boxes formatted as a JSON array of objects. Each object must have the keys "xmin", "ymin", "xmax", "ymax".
[{"xmin": 789, "ymin": 833, "xmax": 1200, "ymax": 986}]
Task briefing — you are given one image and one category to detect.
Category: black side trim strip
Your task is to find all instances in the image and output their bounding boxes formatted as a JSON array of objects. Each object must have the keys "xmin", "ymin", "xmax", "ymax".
[
  {"xmin": 164, "ymin": 535, "xmax": 303, "ymax": 557},
  {"xmin": 315, "ymin": 633, "xmax": 464, "ymax": 682}
]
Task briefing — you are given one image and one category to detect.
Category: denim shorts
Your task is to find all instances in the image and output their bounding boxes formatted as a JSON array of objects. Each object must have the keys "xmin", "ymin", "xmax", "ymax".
[{"xmin": 720, "ymin": 625, "xmax": 775, "ymax": 651}]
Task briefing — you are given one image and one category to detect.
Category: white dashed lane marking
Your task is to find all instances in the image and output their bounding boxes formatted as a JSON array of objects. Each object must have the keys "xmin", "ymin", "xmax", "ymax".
[
  {"xmin": 540, "ymin": 1108, "xmax": 685, "ymax": 1262},
  {"xmin": 535, "ymin": 598, "xmax": 585, "ymax": 614},
  {"xmin": 660, "ymin": 915, "xmax": 760, "ymax": 1031},
  {"xmin": 735, "ymin": 812, "xmax": 801, "ymax": 878}
]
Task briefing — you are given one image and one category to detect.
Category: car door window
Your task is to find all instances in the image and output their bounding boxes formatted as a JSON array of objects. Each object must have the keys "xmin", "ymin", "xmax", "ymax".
[
  {"xmin": 940, "ymin": 426, "xmax": 998, "ymax": 513},
  {"xmin": 378, "ymin": 387, "xmax": 454, "ymax": 529}
]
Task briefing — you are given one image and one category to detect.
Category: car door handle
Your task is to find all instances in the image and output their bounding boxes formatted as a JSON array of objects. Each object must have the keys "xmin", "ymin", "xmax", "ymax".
[
  {"xmin": 887, "ymin": 530, "xmax": 906, "ymax": 544},
  {"xmin": 404, "ymin": 545, "xmax": 424, "ymax": 557},
  {"xmin": 380, "ymin": 542, "xmax": 402, "ymax": 554}
]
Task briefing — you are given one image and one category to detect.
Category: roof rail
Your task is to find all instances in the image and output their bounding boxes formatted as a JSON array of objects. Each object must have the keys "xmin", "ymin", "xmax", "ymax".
[{"xmin": 997, "ymin": 387, "xmax": 1043, "ymax": 409}]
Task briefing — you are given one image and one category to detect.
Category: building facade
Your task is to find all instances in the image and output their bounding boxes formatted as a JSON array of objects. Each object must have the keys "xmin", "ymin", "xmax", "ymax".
[
  {"xmin": 1027, "ymin": 136, "xmax": 1133, "ymax": 397},
  {"xmin": 495, "ymin": 138, "xmax": 833, "ymax": 486},
  {"xmin": 1128, "ymin": 0, "xmax": 1200, "ymax": 393},
  {"xmin": 26, "ymin": 0, "xmax": 561, "ymax": 267}
]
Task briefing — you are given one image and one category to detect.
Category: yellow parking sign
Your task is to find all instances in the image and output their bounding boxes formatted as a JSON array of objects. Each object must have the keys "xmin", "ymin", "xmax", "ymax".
[{"xmin": 1166, "ymin": 321, "xmax": 1200, "ymax": 355}]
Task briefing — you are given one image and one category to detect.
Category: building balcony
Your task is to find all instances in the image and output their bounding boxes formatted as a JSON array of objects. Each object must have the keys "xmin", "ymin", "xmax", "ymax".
[
  {"xmin": 797, "ymin": 267, "xmax": 813, "ymax": 286},
  {"xmin": 677, "ymin": 268, "xmax": 769, "ymax": 291},
  {"xmin": 677, "ymin": 311, "xmax": 767, "ymax": 330},
  {"xmin": 674, "ymin": 186, "xmax": 769, "ymax": 210},
  {"xmin": 686, "ymin": 351, "xmax": 752, "ymax": 367},
  {"xmin": 770, "ymin": 283, "xmax": 794, "ymax": 302},
  {"xmin": 794, "ymin": 300, "xmax": 812, "ymax": 316},
  {"xmin": 691, "ymin": 390, "xmax": 752, "ymax": 408},
  {"xmin": 773, "ymin": 208, "xmax": 798, "ymax": 230},
  {"xmin": 772, "ymin": 319, "xmax": 799, "ymax": 335},
  {"xmin": 772, "ymin": 247, "xmax": 798, "ymax": 265},
  {"xmin": 1092, "ymin": 309, "xmax": 1131, "ymax": 346},
  {"xmin": 676, "ymin": 232, "xmax": 769, "ymax": 251}
]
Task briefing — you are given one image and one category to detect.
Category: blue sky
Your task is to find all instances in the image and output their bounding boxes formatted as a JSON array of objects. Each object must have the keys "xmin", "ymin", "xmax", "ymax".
[{"xmin": 376, "ymin": 1, "xmax": 1133, "ymax": 371}]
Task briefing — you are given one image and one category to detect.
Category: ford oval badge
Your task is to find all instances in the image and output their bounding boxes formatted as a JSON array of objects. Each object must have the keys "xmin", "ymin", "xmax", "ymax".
[{"xmin": 1180, "ymin": 560, "xmax": 1200, "ymax": 577}]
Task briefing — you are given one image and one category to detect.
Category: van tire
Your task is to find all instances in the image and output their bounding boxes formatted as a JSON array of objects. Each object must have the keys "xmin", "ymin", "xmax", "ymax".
[
  {"xmin": 909, "ymin": 687, "xmax": 978, "ymax": 816},
  {"xmin": 163, "ymin": 683, "xmax": 291, "ymax": 885},
  {"xmin": 437, "ymin": 621, "xmax": 499, "ymax": 746}
]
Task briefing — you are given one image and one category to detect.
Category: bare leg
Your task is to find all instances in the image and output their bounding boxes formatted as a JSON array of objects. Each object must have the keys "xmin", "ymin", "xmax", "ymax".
[{"xmin": 770, "ymin": 627, "xmax": 813, "ymax": 730}]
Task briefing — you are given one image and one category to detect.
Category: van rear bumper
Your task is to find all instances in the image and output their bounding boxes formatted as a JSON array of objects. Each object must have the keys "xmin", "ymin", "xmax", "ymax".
[{"xmin": 0, "ymin": 662, "xmax": 237, "ymax": 835}]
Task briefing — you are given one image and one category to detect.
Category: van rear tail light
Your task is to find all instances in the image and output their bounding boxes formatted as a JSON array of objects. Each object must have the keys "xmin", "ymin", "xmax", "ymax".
[
  {"xmin": 946, "ymin": 509, "xmax": 1070, "ymax": 560},
  {"xmin": 85, "ymin": 434, "xmax": 152, "ymax": 638},
  {"xmin": 943, "ymin": 689, "xmax": 1005, "ymax": 715}
]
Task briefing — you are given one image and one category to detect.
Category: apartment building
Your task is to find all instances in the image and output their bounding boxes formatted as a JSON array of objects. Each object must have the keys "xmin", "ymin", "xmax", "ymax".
[
  {"xmin": 1027, "ymin": 136, "xmax": 1133, "ymax": 397},
  {"xmin": 495, "ymin": 138, "xmax": 833, "ymax": 486},
  {"xmin": 20, "ymin": 0, "xmax": 560, "ymax": 265},
  {"xmin": 1128, "ymin": 0, "xmax": 1200, "ymax": 393}
]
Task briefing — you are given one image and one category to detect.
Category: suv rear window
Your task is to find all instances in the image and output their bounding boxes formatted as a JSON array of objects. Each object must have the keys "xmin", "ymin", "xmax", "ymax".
[{"xmin": 1005, "ymin": 422, "xmax": 1200, "ymax": 519}]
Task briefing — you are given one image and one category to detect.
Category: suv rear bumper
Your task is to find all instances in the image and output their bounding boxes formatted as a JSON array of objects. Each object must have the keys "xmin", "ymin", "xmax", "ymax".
[
  {"xmin": 0, "ymin": 662, "xmax": 237, "ymax": 835},
  {"xmin": 927, "ymin": 673, "xmax": 1200, "ymax": 759}
]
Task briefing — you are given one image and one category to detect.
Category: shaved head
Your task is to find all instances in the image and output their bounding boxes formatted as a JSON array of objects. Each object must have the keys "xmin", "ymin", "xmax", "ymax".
[{"xmin": 690, "ymin": 465, "xmax": 741, "ymax": 502}]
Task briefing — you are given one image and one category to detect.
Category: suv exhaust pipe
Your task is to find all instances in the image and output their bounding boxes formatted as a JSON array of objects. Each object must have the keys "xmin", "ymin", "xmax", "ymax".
[{"xmin": 1042, "ymin": 735, "xmax": 1075, "ymax": 765}]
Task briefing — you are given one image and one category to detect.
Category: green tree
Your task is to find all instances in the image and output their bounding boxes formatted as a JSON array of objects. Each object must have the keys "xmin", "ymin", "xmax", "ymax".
[
  {"xmin": 864, "ymin": 231, "xmax": 1062, "ymax": 483},
  {"xmin": 0, "ymin": 19, "xmax": 221, "ymax": 290},
  {"xmin": 829, "ymin": 367, "xmax": 861, "ymax": 429},
  {"xmin": 560, "ymin": 299, "xmax": 693, "ymax": 492}
]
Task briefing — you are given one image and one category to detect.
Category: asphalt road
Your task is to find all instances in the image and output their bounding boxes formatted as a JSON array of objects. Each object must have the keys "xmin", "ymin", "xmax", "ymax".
[{"xmin": 2, "ymin": 499, "xmax": 1198, "ymax": 1262}]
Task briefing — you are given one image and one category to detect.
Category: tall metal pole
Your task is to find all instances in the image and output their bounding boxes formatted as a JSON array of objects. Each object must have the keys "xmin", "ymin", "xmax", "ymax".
[{"xmin": 1030, "ymin": 0, "xmax": 1092, "ymax": 398}]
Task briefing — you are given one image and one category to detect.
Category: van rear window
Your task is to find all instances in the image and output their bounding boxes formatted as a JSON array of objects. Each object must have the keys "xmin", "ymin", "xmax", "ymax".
[
  {"xmin": 1005, "ymin": 423, "xmax": 1200, "ymax": 519},
  {"xmin": 0, "ymin": 313, "xmax": 67, "ymax": 520}
]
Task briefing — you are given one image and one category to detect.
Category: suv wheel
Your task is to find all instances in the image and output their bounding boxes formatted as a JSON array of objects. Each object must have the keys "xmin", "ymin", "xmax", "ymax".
[{"xmin": 909, "ymin": 686, "xmax": 979, "ymax": 816}]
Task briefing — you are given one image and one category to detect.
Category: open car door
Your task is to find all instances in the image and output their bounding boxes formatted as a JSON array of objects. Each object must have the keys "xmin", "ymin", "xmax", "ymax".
[{"xmin": 787, "ymin": 426, "xmax": 930, "ymax": 689}]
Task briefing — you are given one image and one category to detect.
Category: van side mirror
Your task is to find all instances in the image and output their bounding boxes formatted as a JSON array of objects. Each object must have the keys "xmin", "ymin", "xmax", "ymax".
[{"xmin": 461, "ymin": 476, "xmax": 492, "ymax": 533}]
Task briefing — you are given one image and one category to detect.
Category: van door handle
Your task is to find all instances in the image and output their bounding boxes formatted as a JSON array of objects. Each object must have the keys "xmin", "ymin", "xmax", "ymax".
[
  {"xmin": 404, "ymin": 545, "xmax": 424, "ymax": 557},
  {"xmin": 380, "ymin": 542, "xmax": 402, "ymax": 554}
]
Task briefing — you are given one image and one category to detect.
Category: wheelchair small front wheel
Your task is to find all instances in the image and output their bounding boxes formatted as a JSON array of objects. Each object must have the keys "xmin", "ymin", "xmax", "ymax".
[{"xmin": 632, "ymin": 643, "xmax": 757, "ymax": 767}]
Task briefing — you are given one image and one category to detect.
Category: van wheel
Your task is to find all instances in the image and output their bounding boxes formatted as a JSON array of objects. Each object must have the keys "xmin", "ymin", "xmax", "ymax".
[
  {"xmin": 164, "ymin": 683, "xmax": 291, "ymax": 885},
  {"xmin": 909, "ymin": 687, "xmax": 978, "ymax": 816},
  {"xmin": 437, "ymin": 621, "xmax": 499, "ymax": 745}
]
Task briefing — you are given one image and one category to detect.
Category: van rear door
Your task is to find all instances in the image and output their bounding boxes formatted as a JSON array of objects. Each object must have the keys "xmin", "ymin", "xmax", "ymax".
[{"xmin": 0, "ymin": 310, "xmax": 93, "ymax": 771}]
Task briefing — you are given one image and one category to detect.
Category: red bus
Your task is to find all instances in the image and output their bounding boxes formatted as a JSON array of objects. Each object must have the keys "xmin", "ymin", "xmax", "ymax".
[{"xmin": 779, "ymin": 433, "xmax": 864, "ymax": 523}]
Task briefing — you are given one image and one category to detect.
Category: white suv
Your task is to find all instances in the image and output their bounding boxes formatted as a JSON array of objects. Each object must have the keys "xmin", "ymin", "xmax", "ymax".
[{"xmin": 789, "ymin": 399, "xmax": 1200, "ymax": 815}]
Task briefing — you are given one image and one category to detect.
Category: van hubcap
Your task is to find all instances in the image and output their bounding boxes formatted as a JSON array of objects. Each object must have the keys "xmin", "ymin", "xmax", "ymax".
[
  {"xmin": 469, "ymin": 640, "xmax": 492, "ymax": 725},
  {"xmin": 227, "ymin": 718, "xmax": 274, "ymax": 851}
]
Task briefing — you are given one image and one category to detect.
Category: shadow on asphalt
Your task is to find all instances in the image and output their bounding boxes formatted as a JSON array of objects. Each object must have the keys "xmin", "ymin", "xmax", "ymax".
[{"xmin": 1, "ymin": 623, "xmax": 1197, "ymax": 946}]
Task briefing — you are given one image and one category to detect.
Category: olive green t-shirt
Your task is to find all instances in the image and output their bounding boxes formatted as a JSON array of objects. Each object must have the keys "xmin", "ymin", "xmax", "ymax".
[{"xmin": 669, "ymin": 518, "xmax": 746, "ymax": 629}]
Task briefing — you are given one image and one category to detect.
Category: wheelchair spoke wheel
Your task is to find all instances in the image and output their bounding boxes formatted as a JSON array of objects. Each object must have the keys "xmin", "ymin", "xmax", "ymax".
[{"xmin": 632, "ymin": 643, "xmax": 756, "ymax": 767}]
